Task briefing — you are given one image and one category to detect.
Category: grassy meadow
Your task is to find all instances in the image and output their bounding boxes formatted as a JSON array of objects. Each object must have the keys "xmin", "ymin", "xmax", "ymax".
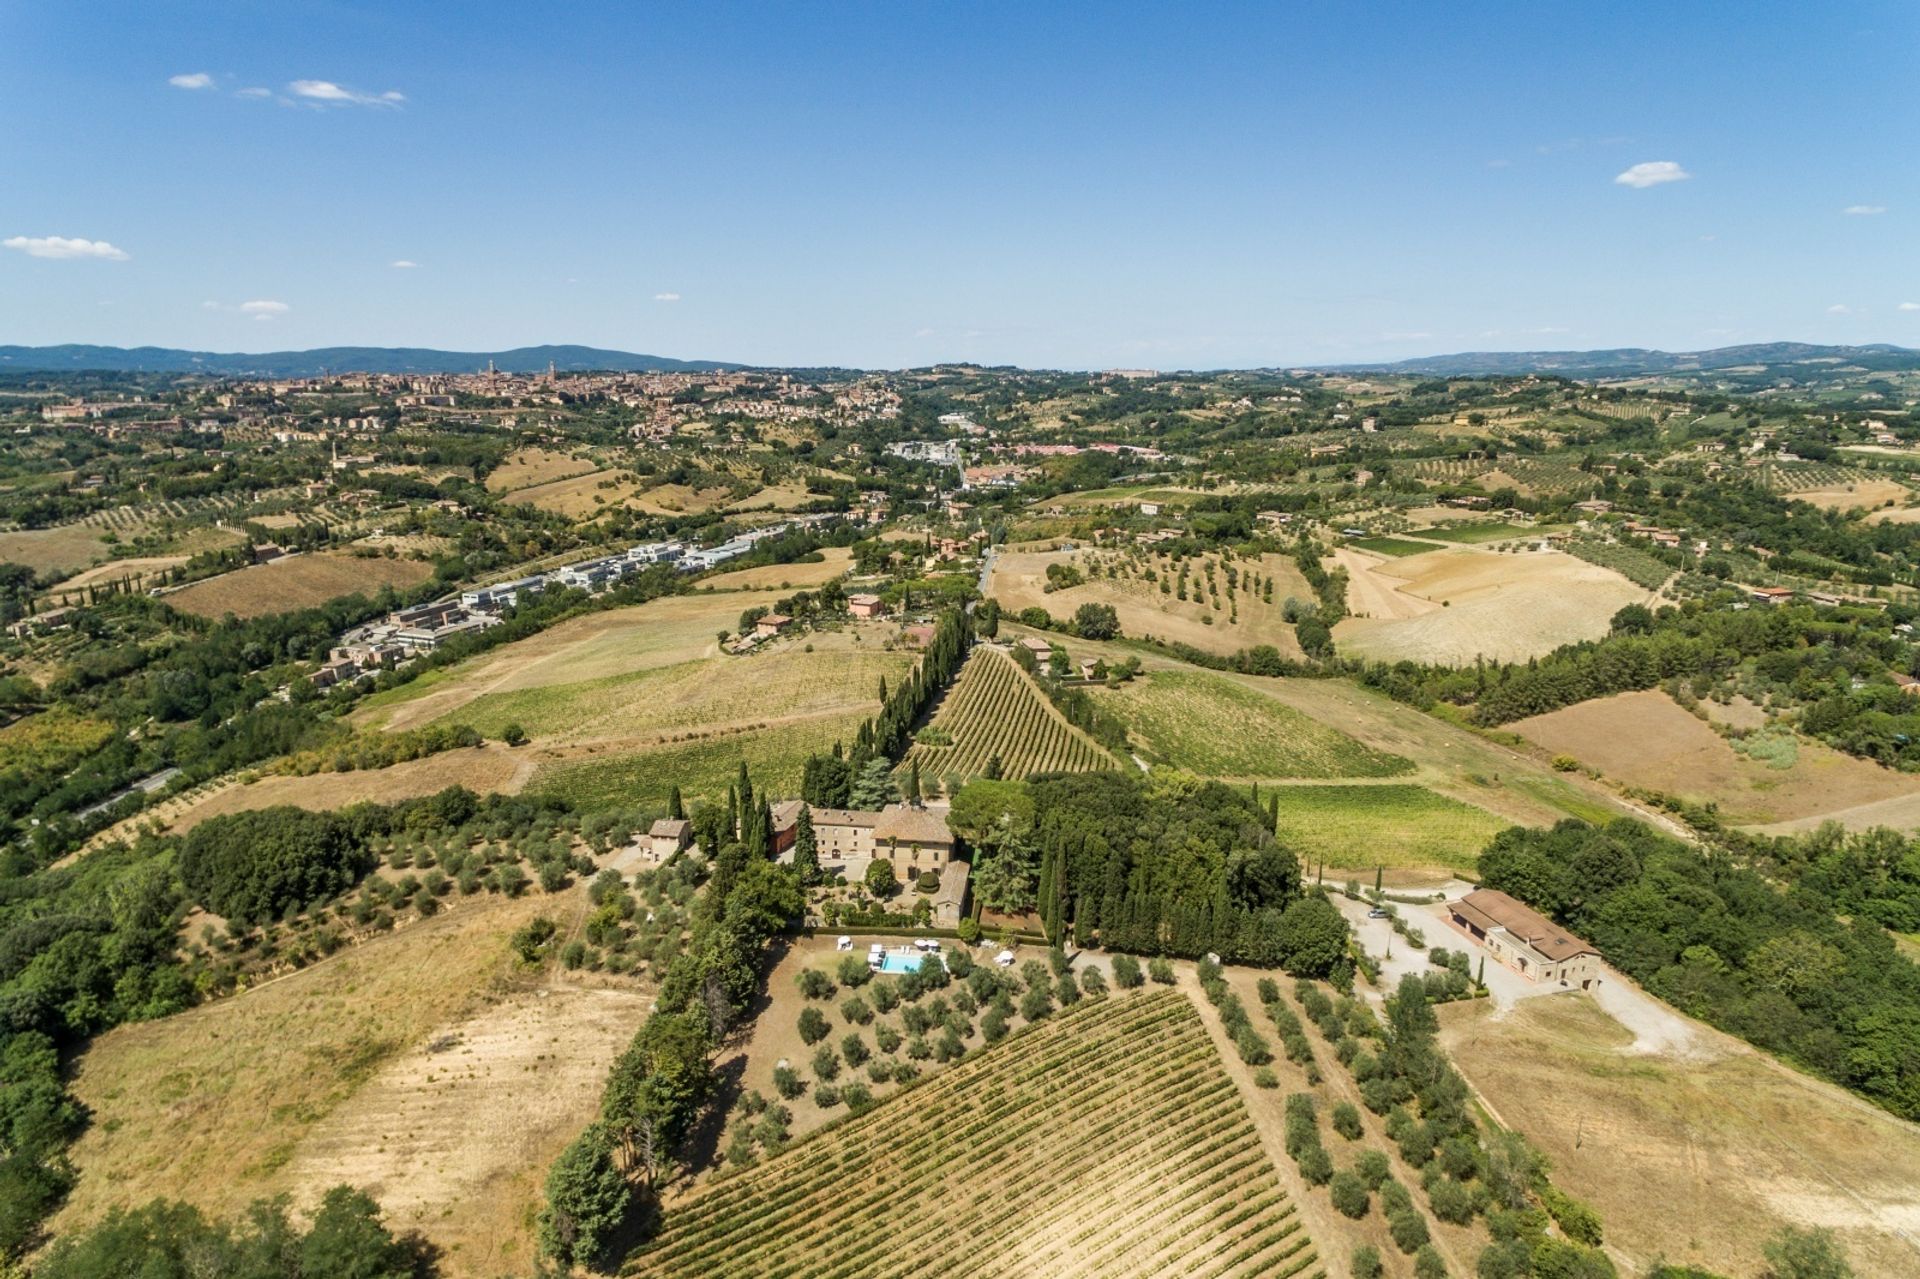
[
  {"xmin": 1271, "ymin": 783, "xmax": 1510, "ymax": 875},
  {"xmin": 1094, "ymin": 670, "xmax": 1413, "ymax": 779}
]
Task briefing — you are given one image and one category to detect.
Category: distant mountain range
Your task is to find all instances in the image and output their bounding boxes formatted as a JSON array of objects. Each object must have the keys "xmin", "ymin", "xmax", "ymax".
[
  {"xmin": 0, "ymin": 344, "xmax": 744, "ymax": 376},
  {"xmin": 1327, "ymin": 342, "xmax": 1920, "ymax": 378},
  {"xmin": 5, "ymin": 339, "xmax": 1919, "ymax": 381}
]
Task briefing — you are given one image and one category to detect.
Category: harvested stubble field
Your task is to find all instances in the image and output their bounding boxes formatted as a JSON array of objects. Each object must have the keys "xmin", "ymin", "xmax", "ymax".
[
  {"xmin": 630, "ymin": 989, "xmax": 1322, "ymax": 1279},
  {"xmin": 1332, "ymin": 543, "xmax": 1652, "ymax": 665},
  {"xmin": 158, "ymin": 744, "xmax": 532, "ymax": 835},
  {"xmin": 902, "ymin": 646, "xmax": 1115, "ymax": 781},
  {"xmin": 0, "ymin": 523, "xmax": 108, "ymax": 574},
  {"xmin": 358, "ymin": 589, "xmax": 797, "ymax": 733},
  {"xmin": 485, "ymin": 446, "xmax": 598, "ymax": 493},
  {"xmin": 1510, "ymin": 689, "xmax": 1920, "ymax": 828},
  {"xmin": 1092, "ymin": 669, "xmax": 1413, "ymax": 779},
  {"xmin": 987, "ymin": 547, "xmax": 1309, "ymax": 660},
  {"xmin": 434, "ymin": 645, "xmax": 909, "ymax": 748},
  {"xmin": 1788, "ymin": 478, "xmax": 1912, "ymax": 513},
  {"xmin": 1440, "ymin": 995, "xmax": 1920, "ymax": 1279},
  {"xmin": 696, "ymin": 545, "xmax": 852, "ymax": 590},
  {"xmin": 1271, "ymin": 783, "xmax": 1511, "ymax": 875},
  {"xmin": 504, "ymin": 468, "xmax": 647, "ymax": 517},
  {"xmin": 57, "ymin": 885, "xmax": 643, "ymax": 1279},
  {"xmin": 166, "ymin": 552, "xmax": 435, "ymax": 619}
]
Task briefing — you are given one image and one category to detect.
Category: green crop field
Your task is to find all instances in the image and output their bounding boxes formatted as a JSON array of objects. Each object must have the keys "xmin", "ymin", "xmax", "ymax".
[
  {"xmin": 1271, "ymin": 783, "xmax": 1511, "ymax": 874},
  {"xmin": 1093, "ymin": 670, "xmax": 1414, "ymax": 780},
  {"xmin": 627, "ymin": 990, "xmax": 1320, "ymax": 1279},
  {"xmin": 1346, "ymin": 535, "xmax": 1440, "ymax": 558},
  {"xmin": 529, "ymin": 709, "xmax": 871, "ymax": 812},
  {"xmin": 903, "ymin": 647, "xmax": 1115, "ymax": 782}
]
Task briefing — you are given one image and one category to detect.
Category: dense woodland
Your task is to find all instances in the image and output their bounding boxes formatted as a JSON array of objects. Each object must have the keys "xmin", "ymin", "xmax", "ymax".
[
  {"xmin": 1479, "ymin": 818, "xmax": 1920, "ymax": 1121},
  {"xmin": 952, "ymin": 772, "xmax": 1351, "ymax": 972}
]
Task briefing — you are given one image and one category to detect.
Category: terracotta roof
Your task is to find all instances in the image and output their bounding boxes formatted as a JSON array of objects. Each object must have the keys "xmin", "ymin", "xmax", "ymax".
[
  {"xmin": 1451, "ymin": 889, "xmax": 1595, "ymax": 963},
  {"xmin": 807, "ymin": 807, "xmax": 881, "ymax": 829},
  {"xmin": 873, "ymin": 804, "xmax": 953, "ymax": 846}
]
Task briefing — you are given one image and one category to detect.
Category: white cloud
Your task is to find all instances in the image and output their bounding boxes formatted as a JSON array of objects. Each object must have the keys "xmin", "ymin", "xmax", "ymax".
[
  {"xmin": 236, "ymin": 86, "xmax": 272, "ymax": 99},
  {"xmin": 1827, "ymin": 304, "xmax": 1852, "ymax": 315},
  {"xmin": 1844, "ymin": 205, "xmax": 1887, "ymax": 216},
  {"xmin": 239, "ymin": 300, "xmax": 289, "ymax": 316},
  {"xmin": 652, "ymin": 292, "xmax": 681, "ymax": 302},
  {"xmin": 288, "ymin": 80, "xmax": 405, "ymax": 107},
  {"xmin": 390, "ymin": 259, "xmax": 418, "ymax": 269},
  {"xmin": 1900, "ymin": 302, "xmax": 1920, "ymax": 312},
  {"xmin": 1614, "ymin": 161, "xmax": 1691, "ymax": 189},
  {"xmin": 169, "ymin": 72, "xmax": 214, "ymax": 90},
  {"xmin": 3, "ymin": 235, "xmax": 130, "ymax": 261}
]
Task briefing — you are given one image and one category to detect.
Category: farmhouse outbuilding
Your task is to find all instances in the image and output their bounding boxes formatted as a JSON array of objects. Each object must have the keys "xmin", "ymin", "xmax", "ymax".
[
  {"xmin": 647, "ymin": 818, "xmax": 692, "ymax": 860},
  {"xmin": 1448, "ymin": 888, "xmax": 1600, "ymax": 988}
]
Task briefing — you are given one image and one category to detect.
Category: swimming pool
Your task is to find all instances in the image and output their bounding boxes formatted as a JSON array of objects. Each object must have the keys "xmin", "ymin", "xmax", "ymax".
[{"xmin": 874, "ymin": 949, "xmax": 943, "ymax": 975}]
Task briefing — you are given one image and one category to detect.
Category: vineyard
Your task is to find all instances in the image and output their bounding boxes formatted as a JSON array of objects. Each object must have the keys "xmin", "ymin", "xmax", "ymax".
[
  {"xmin": 902, "ymin": 647, "xmax": 1115, "ymax": 781},
  {"xmin": 628, "ymin": 991, "xmax": 1321, "ymax": 1279}
]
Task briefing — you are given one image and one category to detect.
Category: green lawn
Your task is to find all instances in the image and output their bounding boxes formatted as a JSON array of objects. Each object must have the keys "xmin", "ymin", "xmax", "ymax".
[
  {"xmin": 1271, "ymin": 784, "xmax": 1512, "ymax": 875},
  {"xmin": 1347, "ymin": 536, "xmax": 1442, "ymax": 558},
  {"xmin": 1093, "ymin": 670, "xmax": 1414, "ymax": 779}
]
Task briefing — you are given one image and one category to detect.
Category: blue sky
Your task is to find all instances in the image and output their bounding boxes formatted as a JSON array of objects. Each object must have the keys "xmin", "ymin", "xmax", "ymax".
[{"xmin": 2, "ymin": 1, "xmax": 1915, "ymax": 368}]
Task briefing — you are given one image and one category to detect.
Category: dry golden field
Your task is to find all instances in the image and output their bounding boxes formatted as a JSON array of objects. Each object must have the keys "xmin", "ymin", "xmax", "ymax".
[
  {"xmin": 696, "ymin": 545, "xmax": 851, "ymax": 591},
  {"xmin": 504, "ymin": 468, "xmax": 646, "ymax": 517},
  {"xmin": 166, "ymin": 552, "xmax": 435, "ymax": 619},
  {"xmin": 0, "ymin": 524, "xmax": 108, "ymax": 574},
  {"xmin": 56, "ymin": 885, "xmax": 644, "ymax": 1278},
  {"xmin": 987, "ymin": 547, "xmax": 1310, "ymax": 659},
  {"xmin": 1788, "ymin": 478, "xmax": 1911, "ymax": 513},
  {"xmin": 484, "ymin": 446, "xmax": 597, "ymax": 493},
  {"xmin": 162, "ymin": 745, "xmax": 533, "ymax": 835},
  {"xmin": 1332, "ymin": 544, "xmax": 1652, "ymax": 665},
  {"xmin": 1441, "ymin": 995, "xmax": 1920, "ymax": 1279},
  {"xmin": 355, "ymin": 588, "xmax": 799, "ymax": 733},
  {"xmin": 1510, "ymin": 689, "xmax": 1920, "ymax": 827}
]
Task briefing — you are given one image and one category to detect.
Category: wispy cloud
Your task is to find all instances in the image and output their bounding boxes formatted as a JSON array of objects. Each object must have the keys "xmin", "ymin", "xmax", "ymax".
[
  {"xmin": 1827, "ymin": 304, "xmax": 1852, "ymax": 315},
  {"xmin": 390, "ymin": 259, "xmax": 419, "ymax": 269},
  {"xmin": 1900, "ymin": 302, "xmax": 1920, "ymax": 312},
  {"xmin": 169, "ymin": 72, "xmax": 215, "ymax": 91},
  {"xmin": 236, "ymin": 87, "xmax": 272, "ymax": 99},
  {"xmin": 1614, "ymin": 161, "xmax": 1691, "ymax": 189},
  {"xmin": 4, "ymin": 235, "xmax": 130, "ymax": 261},
  {"xmin": 653, "ymin": 292, "xmax": 681, "ymax": 302},
  {"xmin": 288, "ymin": 80, "xmax": 405, "ymax": 108},
  {"xmin": 1844, "ymin": 205, "xmax": 1887, "ymax": 216},
  {"xmin": 205, "ymin": 299, "xmax": 291, "ymax": 321}
]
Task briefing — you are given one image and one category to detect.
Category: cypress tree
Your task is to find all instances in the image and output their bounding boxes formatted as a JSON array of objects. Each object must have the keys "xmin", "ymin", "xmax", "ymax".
[
  {"xmin": 668, "ymin": 785, "xmax": 685, "ymax": 821},
  {"xmin": 793, "ymin": 805, "xmax": 819, "ymax": 884}
]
